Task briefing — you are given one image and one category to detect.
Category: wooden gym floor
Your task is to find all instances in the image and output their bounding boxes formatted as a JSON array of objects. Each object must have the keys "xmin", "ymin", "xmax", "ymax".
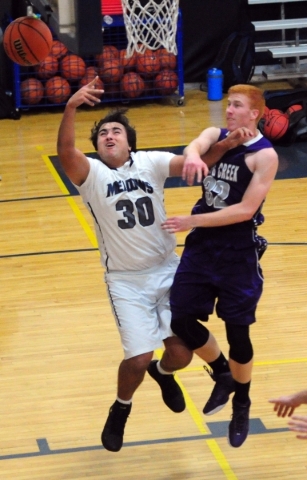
[{"xmin": 0, "ymin": 84, "xmax": 307, "ymax": 479}]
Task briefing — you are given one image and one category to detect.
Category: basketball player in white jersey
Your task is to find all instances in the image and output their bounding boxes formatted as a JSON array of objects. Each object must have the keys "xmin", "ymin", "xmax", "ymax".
[{"xmin": 57, "ymin": 77, "xmax": 235, "ymax": 452}]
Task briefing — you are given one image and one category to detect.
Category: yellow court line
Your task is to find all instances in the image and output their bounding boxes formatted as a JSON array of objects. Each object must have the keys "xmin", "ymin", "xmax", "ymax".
[
  {"xmin": 154, "ymin": 349, "xmax": 238, "ymax": 480},
  {"xmin": 255, "ymin": 357, "xmax": 307, "ymax": 366},
  {"xmin": 182, "ymin": 357, "xmax": 307, "ymax": 374},
  {"xmin": 42, "ymin": 154, "xmax": 98, "ymax": 248}
]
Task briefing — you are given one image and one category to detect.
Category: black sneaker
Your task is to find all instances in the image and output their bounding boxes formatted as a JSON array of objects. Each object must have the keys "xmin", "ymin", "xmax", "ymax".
[
  {"xmin": 101, "ymin": 400, "xmax": 131, "ymax": 452},
  {"xmin": 147, "ymin": 360, "xmax": 185, "ymax": 413},
  {"xmin": 203, "ymin": 366, "xmax": 235, "ymax": 415},
  {"xmin": 228, "ymin": 399, "xmax": 251, "ymax": 448}
]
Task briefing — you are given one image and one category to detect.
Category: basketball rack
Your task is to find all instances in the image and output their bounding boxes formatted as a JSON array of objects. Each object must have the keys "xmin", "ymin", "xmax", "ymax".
[{"xmin": 11, "ymin": 8, "xmax": 185, "ymax": 110}]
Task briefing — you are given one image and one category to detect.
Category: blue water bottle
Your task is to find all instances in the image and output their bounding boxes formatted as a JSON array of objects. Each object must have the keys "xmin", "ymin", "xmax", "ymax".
[{"xmin": 207, "ymin": 68, "xmax": 223, "ymax": 101}]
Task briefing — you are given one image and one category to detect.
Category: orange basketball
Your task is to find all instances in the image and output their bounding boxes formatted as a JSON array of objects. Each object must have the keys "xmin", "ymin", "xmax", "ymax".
[
  {"xmin": 268, "ymin": 108, "xmax": 284, "ymax": 117},
  {"xmin": 50, "ymin": 39, "xmax": 68, "ymax": 59},
  {"xmin": 45, "ymin": 76, "xmax": 71, "ymax": 104},
  {"xmin": 79, "ymin": 67, "xmax": 104, "ymax": 89},
  {"xmin": 154, "ymin": 70, "xmax": 178, "ymax": 95},
  {"xmin": 158, "ymin": 48, "xmax": 177, "ymax": 70},
  {"xmin": 119, "ymin": 49, "xmax": 137, "ymax": 71},
  {"xmin": 136, "ymin": 50, "xmax": 160, "ymax": 77},
  {"xmin": 95, "ymin": 45, "xmax": 120, "ymax": 66},
  {"xmin": 121, "ymin": 72, "xmax": 145, "ymax": 98},
  {"xmin": 263, "ymin": 112, "xmax": 289, "ymax": 140},
  {"xmin": 3, "ymin": 16, "xmax": 52, "ymax": 66},
  {"xmin": 286, "ymin": 104, "xmax": 303, "ymax": 115},
  {"xmin": 99, "ymin": 59, "xmax": 123, "ymax": 83},
  {"xmin": 34, "ymin": 54, "xmax": 58, "ymax": 79},
  {"xmin": 20, "ymin": 78, "xmax": 44, "ymax": 104},
  {"xmin": 60, "ymin": 54, "xmax": 86, "ymax": 81}
]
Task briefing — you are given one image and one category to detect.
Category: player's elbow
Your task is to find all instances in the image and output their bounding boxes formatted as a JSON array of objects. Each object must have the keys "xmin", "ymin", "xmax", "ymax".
[{"xmin": 240, "ymin": 204, "xmax": 258, "ymax": 222}]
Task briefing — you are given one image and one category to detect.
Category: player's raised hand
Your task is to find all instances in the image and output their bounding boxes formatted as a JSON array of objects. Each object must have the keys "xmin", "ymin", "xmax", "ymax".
[
  {"xmin": 67, "ymin": 76, "xmax": 104, "ymax": 108},
  {"xmin": 225, "ymin": 127, "xmax": 254, "ymax": 149}
]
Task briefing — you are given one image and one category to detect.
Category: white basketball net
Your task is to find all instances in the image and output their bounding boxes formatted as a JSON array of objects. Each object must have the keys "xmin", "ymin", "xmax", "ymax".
[{"xmin": 120, "ymin": 0, "xmax": 179, "ymax": 57}]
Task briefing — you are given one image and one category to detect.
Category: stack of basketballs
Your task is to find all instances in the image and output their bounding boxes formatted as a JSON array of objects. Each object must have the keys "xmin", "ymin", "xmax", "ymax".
[
  {"xmin": 19, "ymin": 40, "xmax": 179, "ymax": 107},
  {"xmin": 260, "ymin": 104, "xmax": 303, "ymax": 142}
]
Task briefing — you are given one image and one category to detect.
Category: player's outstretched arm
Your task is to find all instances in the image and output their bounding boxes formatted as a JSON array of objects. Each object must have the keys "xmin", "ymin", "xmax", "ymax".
[
  {"xmin": 57, "ymin": 77, "xmax": 104, "ymax": 186},
  {"xmin": 269, "ymin": 390, "xmax": 307, "ymax": 417},
  {"xmin": 182, "ymin": 127, "xmax": 220, "ymax": 185},
  {"xmin": 182, "ymin": 127, "xmax": 254, "ymax": 186},
  {"xmin": 202, "ymin": 127, "xmax": 254, "ymax": 167}
]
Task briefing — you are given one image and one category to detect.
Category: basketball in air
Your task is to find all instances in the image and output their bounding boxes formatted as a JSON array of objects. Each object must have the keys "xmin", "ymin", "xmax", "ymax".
[
  {"xmin": 286, "ymin": 104, "xmax": 303, "ymax": 116},
  {"xmin": 20, "ymin": 77, "xmax": 44, "ymax": 104},
  {"xmin": 3, "ymin": 16, "xmax": 53, "ymax": 66},
  {"xmin": 45, "ymin": 76, "xmax": 71, "ymax": 104},
  {"xmin": 263, "ymin": 112, "xmax": 289, "ymax": 140}
]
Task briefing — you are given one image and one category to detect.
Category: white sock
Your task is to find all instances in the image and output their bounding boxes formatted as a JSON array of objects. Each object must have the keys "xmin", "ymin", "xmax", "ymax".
[
  {"xmin": 117, "ymin": 397, "xmax": 132, "ymax": 405},
  {"xmin": 156, "ymin": 361, "xmax": 174, "ymax": 375}
]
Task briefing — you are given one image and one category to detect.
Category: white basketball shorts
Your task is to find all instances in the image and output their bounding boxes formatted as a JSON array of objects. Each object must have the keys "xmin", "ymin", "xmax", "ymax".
[{"xmin": 104, "ymin": 253, "xmax": 180, "ymax": 359}]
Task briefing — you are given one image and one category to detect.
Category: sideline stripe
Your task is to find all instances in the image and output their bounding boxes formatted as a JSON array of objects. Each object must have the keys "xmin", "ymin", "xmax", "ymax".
[
  {"xmin": 66, "ymin": 196, "xmax": 98, "ymax": 248},
  {"xmin": 42, "ymin": 154, "xmax": 98, "ymax": 248},
  {"xmin": 207, "ymin": 439, "xmax": 238, "ymax": 480},
  {"xmin": 154, "ymin": 350, "xmax": 238, "ymax": 479}
]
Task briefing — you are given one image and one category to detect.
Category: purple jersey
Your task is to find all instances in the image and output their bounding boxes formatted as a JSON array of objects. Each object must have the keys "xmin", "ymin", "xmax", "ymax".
[
  {"xmin": 170, "ymin": 130, "xmax": 273, "ymax": 325},
  {"xmin": 190, "ymin": 129, "xmax": 273, "ymax": 247}
]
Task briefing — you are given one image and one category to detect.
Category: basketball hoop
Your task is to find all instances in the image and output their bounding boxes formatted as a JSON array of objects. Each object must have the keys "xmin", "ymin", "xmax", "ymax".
[{"xmin": 120, "ymin": 0, "xmax": 179, "ymax": 57}]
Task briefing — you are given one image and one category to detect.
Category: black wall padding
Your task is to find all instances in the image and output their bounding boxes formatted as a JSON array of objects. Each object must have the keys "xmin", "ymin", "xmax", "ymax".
[{"xmin": 179, "ymin": 0, "xmax": 242, "ymax": 83}]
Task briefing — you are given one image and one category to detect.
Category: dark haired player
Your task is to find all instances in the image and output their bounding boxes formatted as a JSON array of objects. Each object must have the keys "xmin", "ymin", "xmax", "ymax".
[{"xmin": 56, "ymin": 77, "xmax": 235, "ymax": 452}]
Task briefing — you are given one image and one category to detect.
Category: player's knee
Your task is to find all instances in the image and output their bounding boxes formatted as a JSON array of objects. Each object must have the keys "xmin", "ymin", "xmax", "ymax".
[
  {"xmin": 171, "ymin": 316, "xmax": 210, "ymax": 351},
  {"xmin": 226, "ymin": 323, "xmax": 253, "ymax": 364}
]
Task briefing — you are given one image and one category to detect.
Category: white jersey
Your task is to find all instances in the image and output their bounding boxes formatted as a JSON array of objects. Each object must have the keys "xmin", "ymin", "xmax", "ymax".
[{"xmin": 75, "ymin": 150, "xmax": 177, "ymax": 272}]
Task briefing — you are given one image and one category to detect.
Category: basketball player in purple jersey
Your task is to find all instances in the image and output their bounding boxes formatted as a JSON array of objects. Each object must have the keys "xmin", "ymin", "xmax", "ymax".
[{"xmin": 162, "ymin": 85, "xmax": 279, "ymax": 448}]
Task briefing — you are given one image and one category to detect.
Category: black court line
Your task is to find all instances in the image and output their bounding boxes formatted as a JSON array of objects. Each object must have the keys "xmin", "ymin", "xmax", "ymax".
[
  {"xmin": 0, "ymin": 194, "xmax": 72, "ymax": 203},
  {"xmin": 0, "ymin": 243, "xmax": 307, "ymax": 260},
  {"xmin": 0, "ymin": 419, "xmax": 289, "ymax": 461},
  {"xmin": 0, "ymin": 248, "xmax": 98, "ymax": 259}
]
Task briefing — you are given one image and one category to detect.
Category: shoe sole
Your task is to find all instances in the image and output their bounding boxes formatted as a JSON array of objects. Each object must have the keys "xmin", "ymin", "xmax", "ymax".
[{"xmin": 203, "ymin": 402, "xmax": 228, "ymax": 416}]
